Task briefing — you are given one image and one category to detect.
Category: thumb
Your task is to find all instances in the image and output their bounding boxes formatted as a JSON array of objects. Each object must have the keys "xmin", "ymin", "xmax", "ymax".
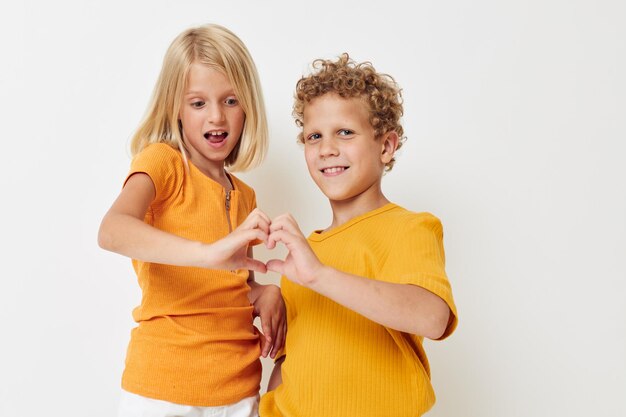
[
  {"xmin": 266, "ymin": 259, "xmax": 285, "ymax": 275},
  {"xmin": 256, "ymin": 326, "xmax": 269, "ymax": 358},
  {"xmin": 231, "ymin": 228, "xmax": 268, "ymax": 248},
  {"xmin": 245, "ymin": 257, "xmax": 268, "ymax": 274}
]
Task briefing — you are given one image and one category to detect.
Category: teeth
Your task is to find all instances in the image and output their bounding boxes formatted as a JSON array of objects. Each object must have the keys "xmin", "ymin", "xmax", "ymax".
[
  {"xmin": 207, "ymin": 131, "xmax": 225, "ymax": 136},
  {"xmin": 322, "ymin": 167, "xmax": 346, "ymax": 174}
]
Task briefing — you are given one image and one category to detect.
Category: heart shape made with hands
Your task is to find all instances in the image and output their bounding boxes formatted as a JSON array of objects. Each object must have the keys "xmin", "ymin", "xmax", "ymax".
[{"xmin": 230, "ymin": 210, "xmax": 321, "ymax": 286}]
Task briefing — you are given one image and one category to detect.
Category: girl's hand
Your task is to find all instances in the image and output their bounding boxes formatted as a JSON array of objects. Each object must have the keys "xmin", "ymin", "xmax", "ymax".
[
  {"xmin": 251, "ymin": 284, "xmax": 286, "ymax": 358},
  {"xmin": 206, "ymin": 208, "xmax": 270, "ymax": 273},
  {"xmin": 266, "ymin": 213, "xmax": 324, "ymax": 287}
]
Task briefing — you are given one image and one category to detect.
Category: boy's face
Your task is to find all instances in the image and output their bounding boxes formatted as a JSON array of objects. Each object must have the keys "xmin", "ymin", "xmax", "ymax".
[{"xmin": 302, "ymin": 93, "xmax": 395, "ymax": 205}]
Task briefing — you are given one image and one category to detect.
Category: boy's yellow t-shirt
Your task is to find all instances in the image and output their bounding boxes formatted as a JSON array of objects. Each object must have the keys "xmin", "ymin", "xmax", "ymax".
[
  {"xmin": 260, "ymin": 203, "xmax": 458, "ymax": 417},
  {"xmin": 121, "ymin": 143, "xmax": 262, "ymax": 406}
]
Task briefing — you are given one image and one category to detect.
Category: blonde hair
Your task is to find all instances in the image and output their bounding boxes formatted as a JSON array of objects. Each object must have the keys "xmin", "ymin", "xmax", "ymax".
[
  {"xmin": 130, "ymin": 24, "xmax": 268, "ymax": 172},
  {"xmin": 294, "ymin": 53, "xmax": 405, "ymax": 172}
]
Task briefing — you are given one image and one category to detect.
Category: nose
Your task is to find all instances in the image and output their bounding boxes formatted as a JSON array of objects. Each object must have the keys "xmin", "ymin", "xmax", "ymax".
[
  {"xmin": 319, "ymin": 137, "xmax": 339, "ymax": 158},
  {"xmin": 206, "ymin": 102, "xmax": 225, "ymax": 123}
]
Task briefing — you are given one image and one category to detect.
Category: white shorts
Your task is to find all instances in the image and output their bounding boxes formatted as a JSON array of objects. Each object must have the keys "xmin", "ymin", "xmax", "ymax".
[{"xmin": 117, "ymin": 390, "xmax": 259, "ymax": 417}]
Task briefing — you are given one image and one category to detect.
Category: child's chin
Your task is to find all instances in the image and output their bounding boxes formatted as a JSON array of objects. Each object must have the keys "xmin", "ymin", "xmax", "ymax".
[{"xmin": 325, "ymin": 192, "xmax": 353, "ymax": 202}]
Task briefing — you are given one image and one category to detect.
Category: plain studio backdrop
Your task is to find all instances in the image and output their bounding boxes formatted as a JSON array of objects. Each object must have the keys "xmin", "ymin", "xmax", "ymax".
[{"xmin": 1, "ymin": 1, "xmax": 624, "ymax": 416}]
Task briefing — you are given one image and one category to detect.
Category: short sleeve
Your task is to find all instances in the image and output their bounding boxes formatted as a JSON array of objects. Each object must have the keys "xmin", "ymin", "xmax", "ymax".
[
  {"xmin": 382, "ymin": 213, "xmax": 458, "ymax": 339},
  {"xmin": 250, "ymin": 188, "xmax": 257, "ymax": 211},
  {"xmin": 124, "ymin": 143, "xmax": 183, "ymax": 207}
]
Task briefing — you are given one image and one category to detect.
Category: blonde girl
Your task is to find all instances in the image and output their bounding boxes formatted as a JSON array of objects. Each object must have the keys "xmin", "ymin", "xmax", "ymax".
[{"xmin": 99, "ymin": 24, "xmax": 285, "ymax": 417}]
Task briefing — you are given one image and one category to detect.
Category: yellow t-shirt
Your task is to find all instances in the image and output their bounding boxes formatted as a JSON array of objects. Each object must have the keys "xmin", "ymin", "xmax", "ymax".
[
  {"xmin": 260, "ymin": 203, "xmax": 458, "ymax": 417},
  {"xmin": 121, "ymin": 143, "xmax": 262, "ymax": 406}
]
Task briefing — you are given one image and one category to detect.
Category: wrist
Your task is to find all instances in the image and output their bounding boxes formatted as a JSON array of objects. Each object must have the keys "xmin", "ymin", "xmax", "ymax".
[
  {"xmin": 198, "ymin": 241, "xmax": 218, "ymax": 269},
  {"xmin": 249, "ymin": 282, "xmax": 278, "ymax": 304},
  {"xmin": 247, "ymin": 280, "xmax": 262, "ymax": 303},
  {"xmin": 304, "ymin": 264, "xmax": 330, "ymax": 291}
]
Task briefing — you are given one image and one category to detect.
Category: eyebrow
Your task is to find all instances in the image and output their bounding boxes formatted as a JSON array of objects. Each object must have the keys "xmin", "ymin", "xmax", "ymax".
[{"xmin": 184, "ymin": 90, "xmax": 236, "ymax": 97}]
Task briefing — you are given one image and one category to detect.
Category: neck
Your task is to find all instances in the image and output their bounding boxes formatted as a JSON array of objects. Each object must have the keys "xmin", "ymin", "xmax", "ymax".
[
  {"xmin": 327, "ymin": 189, "xmax": 390, "ymax": 231},
  {"xmin": 191, "ymin": 158, "xmax": 232, "ymax": 190}
]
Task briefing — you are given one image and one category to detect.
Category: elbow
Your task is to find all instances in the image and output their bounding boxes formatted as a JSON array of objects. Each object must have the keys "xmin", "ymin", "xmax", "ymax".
[
  {"xmin": 424, "ymin": 306, "xmax": 451, "ymax": 340},
  {"xmin": 97, "ymin": 217, "xmax": 115, "ymax": 251}
]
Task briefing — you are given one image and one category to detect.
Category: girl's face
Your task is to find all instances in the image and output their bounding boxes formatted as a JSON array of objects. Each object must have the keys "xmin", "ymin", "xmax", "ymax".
[{"xmin": 179, "ymin": 62, "xmax": 245, "ymax": 178}]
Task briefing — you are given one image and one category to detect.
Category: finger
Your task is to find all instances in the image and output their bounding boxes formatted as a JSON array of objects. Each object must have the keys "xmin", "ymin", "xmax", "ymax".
[
  {"xmin": 269, "ymin": 213, "xmax": 291, "ymax": 232},
  {"xmin": 260, "ymin": 319, "xmax": 272, "ymax": 358},
  {"xmin": 230, "ymin": 232, "xmax": 266, "ymax": 251},
  {"xmin": 266, "ymin": 236, "xmax": 276, "ymax": 250},
  {"xmin": 226, "ymin": 228, "xmax": 267, "ymax": 250},
  {"xmin": 258, "ymin": 328, "xmax": 268, "ymax": 358},
  {"xmin": 270, "ymin": 213, "xmax": 302, "ymax": 235},
  {"xmin": 269, "ymin": 214, "xmax": 296, "ymax": 233},
  {"xmin": 269, "ymin": 313, "xmax": 278, "ymax": 347},
  {"xmin": 267, "ymin": 315, "xmax": 278, "ymax": 358},
  {"xmin": 254, "ymin": 216, "xmax": 271, "ymax": 234},
  {"xmin": 271, "ymin": 318, "xmax": 286, "ymax": 359},
  {"xmin": 281, "ymin": 213, "xmax": 301, "ymax": 233},
  {"xmin": 261, "ymin": 312, "xmax": 272, "ymax": 342},
  {"xmin": 242, "ymin": 218, "xmax": 270, "ymax": 237},
  {"xmin": 244, "ymin": 209, "xmax": 272, "ymax": 232},
  {"xmin": 251, "ymin": 208, "xmax": 271, "ymax": 224},
  {"xmin": 266, "ymin": 259, "xmax": 285, "ymax": 275},
  {"xmin": 266, "ymin": 220, "xmax": 297, "ymax": 249},
  {"xmin": 268, "ymin": 229, "xmax": 301, "ymax": 252},
  {"xmin": 245, "ymin": 258, "xmax": 268, "ymax": 274},
  {"xmin": 240, "ymin": 228, "xmax": 269, "ymax": 245}
]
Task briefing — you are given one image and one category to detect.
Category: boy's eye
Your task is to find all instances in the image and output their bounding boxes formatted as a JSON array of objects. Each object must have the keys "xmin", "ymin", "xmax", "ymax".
[
  {"xmin": 191, "ymin": 101, "xmax": 205, "ymax": 108},
  {"xmin": 306, "ymin": 133, "xmax": 321, "ymax": 141},
  {"xmin": 338, "ymin": 129, "xmax": 354, "ymax": 136}
]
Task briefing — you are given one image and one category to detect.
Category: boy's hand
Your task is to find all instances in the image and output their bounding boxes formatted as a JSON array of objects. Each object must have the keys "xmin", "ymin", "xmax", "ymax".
[
  {"xmin": 206, "ymin": 208, "xmax": 270, "ymax": 273},
  {"xmin": 251, "ymin": 284, "xmax": 286, "ymax": 358},
  {"xmin": 266, "ymin": 213, "xmax": 324, "ymax": 286}
]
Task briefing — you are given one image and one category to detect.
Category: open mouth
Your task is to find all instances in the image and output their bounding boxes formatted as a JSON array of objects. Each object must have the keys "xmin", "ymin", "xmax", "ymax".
[
  {"xmin": 321, "ymin": 166, "xmax": 349, "ymax": 174},
  {"xmin": 203, "ymin": 131, "xmax": 228, "ymax": 143}
]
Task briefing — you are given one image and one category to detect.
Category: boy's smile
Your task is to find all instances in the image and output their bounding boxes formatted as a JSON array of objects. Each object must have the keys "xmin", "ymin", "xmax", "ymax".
[
  {"xmin": 320, "ymin": 166, "xmax": 348, "ymax": 176},
  {"xmin": 303, "ymin": 93, "xmax": 397, "ymax": 212}
]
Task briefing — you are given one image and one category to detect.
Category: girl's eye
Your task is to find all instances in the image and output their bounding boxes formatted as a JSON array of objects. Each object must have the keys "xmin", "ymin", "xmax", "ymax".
[
  {"xmin": 306, "ymin": 133, "xmax": 321, "ymax": 142},
  {"xmin": 191, "ymin": 101, "xmax": 205, "ymax": 108},
  {"xmin": 225, "ymin": 97, "xmax": 238, "ymax": 106}
]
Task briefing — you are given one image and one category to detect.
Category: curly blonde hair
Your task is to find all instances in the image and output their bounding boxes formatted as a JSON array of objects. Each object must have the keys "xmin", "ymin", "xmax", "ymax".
[{"xmin": 293, "ymin": 53, "xmax": 405, "ymax": 171}]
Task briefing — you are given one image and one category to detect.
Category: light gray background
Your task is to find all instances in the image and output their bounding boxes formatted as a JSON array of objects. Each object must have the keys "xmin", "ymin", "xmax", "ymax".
[{"xmin": 1, "ymin": 1, "xmax": 624, "ymax": 416}]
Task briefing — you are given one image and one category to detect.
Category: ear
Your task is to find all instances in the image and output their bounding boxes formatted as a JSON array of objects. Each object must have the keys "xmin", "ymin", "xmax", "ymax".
[{"xmin": 380, "ymin": 131, "xmax": 399, "ymax": 164}]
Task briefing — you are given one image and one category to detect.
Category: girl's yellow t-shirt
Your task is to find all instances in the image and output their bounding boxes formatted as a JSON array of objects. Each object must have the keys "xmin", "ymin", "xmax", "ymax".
[{"xmin": 121, "ymin": 143, "xmax": 261, "ymax": 406}]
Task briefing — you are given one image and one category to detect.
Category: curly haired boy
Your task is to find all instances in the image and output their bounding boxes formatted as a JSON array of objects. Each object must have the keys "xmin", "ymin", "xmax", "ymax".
[{"xmin": 259, "ymin": 54, "xmax": 458, "ymax": 417}]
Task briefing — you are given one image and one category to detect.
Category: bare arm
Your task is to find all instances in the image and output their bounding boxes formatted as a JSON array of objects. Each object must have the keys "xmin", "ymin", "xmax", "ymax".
[
  {"xmin": 247, "ymin": 248, "xmax": 287, "ymax": 358},
  {"xmin": 306, "ymin": 266, "xmax": 449, "ymax": 339},
  {"xmin": 267, "ymin": 213, "xmax": 451, "ymax": 339},
  {"xmin": 98, "ymin": 173, "xmax": 268, "ymax": 272}
]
